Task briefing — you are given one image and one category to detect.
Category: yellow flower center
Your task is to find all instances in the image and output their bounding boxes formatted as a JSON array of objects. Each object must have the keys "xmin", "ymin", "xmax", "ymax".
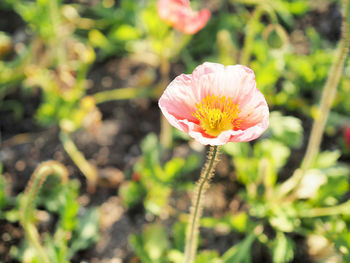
[{"xmin": 193, "ymin": 95, "xmax": 241, "ymax": 137}]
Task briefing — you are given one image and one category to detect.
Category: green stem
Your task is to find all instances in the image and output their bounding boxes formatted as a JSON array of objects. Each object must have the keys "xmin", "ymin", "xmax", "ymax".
[
  {"xmin": 278, "ymin": 0, "xmax": 350, "ymax": 197},
  {"xmin": 159, "ymin": 56, "xmax": 172, "ymax": 148},
  {"xmin": 59, "ymin": 131, "xmax": 98, "ymax": 192},
  {"xmin": 299, "ymin": 199, "xmax": 350, "ymax": 218},
  {"xmin": 20, "ymin": 161, "xmax": 68, "ymax": 263},
  {"xmin": 184, "ymin": 146, "xmax": 220, "ymax": 263},
  {"xmin": 93, "ymin": 86, "xmax": 153, "ymax": 104},
  {"xmin": 240, "ymin": 5, "xmax": 277, "ymax": 65},
  {"xmin": 48, "ymin": 0, "xmax": 66, "ymax": 65},
  {"xmin": 301, "ymin": 0, "xmax": 350, "ymax": 171}
]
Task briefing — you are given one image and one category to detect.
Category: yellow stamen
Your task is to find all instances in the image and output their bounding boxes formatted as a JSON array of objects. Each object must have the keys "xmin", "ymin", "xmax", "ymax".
[{"xmin": 193, "ymin": 95, "xmax": 241, "ymax": 137}]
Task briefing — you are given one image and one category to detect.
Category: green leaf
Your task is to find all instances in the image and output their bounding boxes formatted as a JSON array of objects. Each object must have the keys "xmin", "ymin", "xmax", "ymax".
[
  {"xmin": 141, "ymin": 4, "xmax": 169, "ymax": 41},
  {"xmin": 254, "ymin": 140, "xmax": 290, "ymax": 171},
  {"xmin": 228, "ymin": 212, "xmax": 249, "ymax": 233},
  {"xmin": 56, "ymin": 183, "xmax": 80, "ymax": 232},
  {"xmin": 136, "ymin": 224, "xmax": 169, "ymax": 262},
  {"xmin": 313, "ymin": 151, "xmax": 341, "ymax": 169},
  {"xmin": 287, "ymin": 1, "xmax": 309, "ymax": 15},
  {"xmin": 295, "ymin": 169, "xmax": 327, "ymax": 199},
  {"xmin": 129, "ymin": 234, "xmax": 153, "ymax": 263},
  {"xmin": 272, "ymin": 232, "xmax": 295, "ymax": 263},
  {"xmin": 173, "ymin": 222, "xmax": 186, "ymax": 252},
  {"xmin": 233, "ymin": 156, "xmax": 258, "ymax": 184},
  {"xmin": 167, "ymin": 249, "xmax": 184, "ymax": 263},
  {"xmin": 141, "ymin": 133, "xmax": 160, "ymax": 168},
  {"xmin": 111, "ymin": 24, "xmax": 141, "ymax": 41},
  {"xmin": 89, "ymin": 29, "xmax": 110, "ymax": 49},
  {"xmin": 163, "ymin": 158, "xmax": 185, "ymax": 182},
  {"xmin": 195, "ymin": 250, "xmax": 220, "ymax": 263},
  {"xmin": 182, "ymin": 154, "xmax": 201, "ymax": 174},
  {"xmin": 145, "ymin": 224, "xmax": 169, "ymax": 260},
  {"xmin": 223, "ymin": 142, "xmax": 251, "ymax": 158},
  {"xmin": 119, "ymin": 181, "xmax": 145, "ymax": 208},
  {"xmin": 269, "ymin": 111, "xmax": 303, "ymax": 148},
  {"xmin": 144, "ymin": 184, "xmax": 171, "ymax": 215},
  {"xmin": 221, "ymin": 231, "xmax": 256, "ymax": 263},
  {"xmin": 69, "ymin": 208, "xmax": 100, "ymax": 257},
  {"xmin": 269, "ymin": 204, "xmax": 299, "ymax": 233},
  {"xmin": 312, "ymin": 166, "xmax": 350, "ymax": 205},
  {"xmin": 0, "ymin": 165, "xmax": 7, "ymax": 210}
]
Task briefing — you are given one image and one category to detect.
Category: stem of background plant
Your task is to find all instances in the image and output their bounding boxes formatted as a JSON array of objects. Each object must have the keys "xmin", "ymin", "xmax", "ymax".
[
  {"xmin": 241, "ymin": 6, "xmax": 278, "ymax": 65},
  {"xmin": 184, "ymin": 146, "xmax": 220, "ymax": 263},
  {"xmin": 49, "ymin": 0, "xmax": 66, "ymax": 65},
  {"xmin": 59, "ymin": 131, "xmax": 98, "ymax": 192},
  {"xmin": 93, "ymin": 86, "xmax": 153, "ymax": 104},
  {"xmin": 20, "ymin": 161, "xmax": 68, "ymax": 263},
  {"xmin": 278, "ymin": 0, "xmax": 350, "ymax": 197},
  {"xmin": 299, "ymin": 199, "xmax": 350, "ymax": 218},
  {"xmin": 159, "ymin": 55, "xmax": 172, "ymax": 148}
]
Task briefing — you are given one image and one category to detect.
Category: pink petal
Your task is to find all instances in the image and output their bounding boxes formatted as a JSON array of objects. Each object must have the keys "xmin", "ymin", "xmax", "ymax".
[
  {"xmin": 181, "ymin": 9, "xmax": 211, "ymax": 34},
  {"xmin": 159, "ymin": 74, "xmax": 198, "ymax": 129},
  {"xmin": 159, "ymin": 62, "xmax": 269, "ymax": 145},
  {"xmin": 157, "ymin": 0, "xmax": 210, "ymax": 34}
]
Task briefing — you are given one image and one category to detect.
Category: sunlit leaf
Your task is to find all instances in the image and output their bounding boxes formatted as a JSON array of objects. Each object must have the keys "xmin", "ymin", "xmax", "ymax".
[
  {"xmin": 69, "ymin": 208, "xmax": 100, "ymax": 257},
  {"xmin": 269, "ymin": 111, "xmax": 303, "ymax": 148},
  {"xmin": 272, "ymin": 232, "xmax": 295, "ymax": 263},
  {"xmin": 221, "ymin": 231, "xmax": 256, "ymax": 263}
]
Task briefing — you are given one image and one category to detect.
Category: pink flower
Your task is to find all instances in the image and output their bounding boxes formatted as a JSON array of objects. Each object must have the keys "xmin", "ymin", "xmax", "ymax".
[
  {"xmin": 159, "ymin": 62, "xmax": 269, "ymax": 145},
  {"xmin": 344, "ymin": 126, "xmax": 350, "ymax": 149},
  {"xmin": 157, "ymin": 0, "xmax": 211, "ymax": 35}
]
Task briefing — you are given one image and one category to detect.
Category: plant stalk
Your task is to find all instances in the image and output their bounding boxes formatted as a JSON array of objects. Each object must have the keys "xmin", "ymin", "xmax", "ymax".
[
  {"xmin": 184, "ymin": 146, "xmax": 220, "ymax": 263},
  {"xmin": 301, "ymin": 0, "xmax": 350, "ymax": 171},
  {"xmin": 299, "ymin": 199, "xmax": 350, "ymax": 218},
  {"xmin": 159, "ymin": 56, "xmax": 172, "ymax": 148},
  {"xmin": 59, "ymin": 131, "xmax": 98, "ymax": 192},
  {"xmin": 20, "ymin": 161, "xmax": 68, "ymax": 263},
  {"xmin": 93, "ymin": 86, "xmax": 153, "ymax": 104},
  {"xmin": 278, "ymin": 0, "xmax": 350, "ymax": 197}
]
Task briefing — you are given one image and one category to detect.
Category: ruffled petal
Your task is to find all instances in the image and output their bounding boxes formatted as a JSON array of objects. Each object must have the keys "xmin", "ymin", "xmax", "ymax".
[
  {"xmin": 159, "ymin": 73, "xmax": 197, "ymax": 123},
  {"xmin": 157, "ymin": 0, "xmax": 210, "ymax": 34},
  {"xmin": 159, "ymin": 62, "xmax": 269, "ymax": 145}
]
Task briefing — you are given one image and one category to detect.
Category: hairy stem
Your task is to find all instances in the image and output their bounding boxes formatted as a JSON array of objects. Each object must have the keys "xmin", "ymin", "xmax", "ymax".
[
  {"xmin": 20, "ymin": 161, "xmax": 68, "ymax": 263},
  {"xmin": 184, "ymin": 146, "xmax": 220, "ymax": 263}
]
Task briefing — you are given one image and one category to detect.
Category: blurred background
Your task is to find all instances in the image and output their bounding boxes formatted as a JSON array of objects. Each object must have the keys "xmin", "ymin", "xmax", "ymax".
[{"xmin": 1, "ymin": 0, "xmax": 350, "ymax": 262}]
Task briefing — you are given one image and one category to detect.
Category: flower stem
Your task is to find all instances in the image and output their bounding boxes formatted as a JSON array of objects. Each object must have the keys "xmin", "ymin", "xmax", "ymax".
[
  {"xmin": 278, "ymin": 0, "xmax": 350, "ymax": 197},
  {"xmin": 20, "ymin": 161, "xmax": 68, "ymax": 263},
  {"xmin": 301, "ymin": 0, "xmax": 350, "ymax": 171},
  {"xmin": 184, "ymin": 146, "xmax": 220, "ymax": 263}
]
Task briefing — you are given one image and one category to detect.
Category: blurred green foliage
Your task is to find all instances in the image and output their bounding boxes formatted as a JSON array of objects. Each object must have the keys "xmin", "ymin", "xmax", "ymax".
[
  {"xmin": 0, "ymin": 163, "xmax": 8, "ymax": 211},
  {"xmin": 1, "ymin": 0, "xmax": 350, "ymax": 262},
  {"xmin": 130, "ymin": 222, "xmax": 259, "ymax": 263},
  {"xmin": 120, "ymin": 133, "xmax": 200, "ymax": 215},
  {"xmin": 1, "ymin": 166, "xmax": 99, "ymax": 262}
]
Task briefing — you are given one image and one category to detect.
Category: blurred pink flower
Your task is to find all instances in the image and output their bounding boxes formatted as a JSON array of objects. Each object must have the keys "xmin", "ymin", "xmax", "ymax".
[
  {"xmin": 157, "ymin": 0, "xmax": 210, "ymax": 34},
  {"xmin": 344, "ymin": 126, "xmax": 350, "ymax": 149},
  {"xmin": 159, "ymin": 62, "xmax": 269, "ymax": 145}
]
